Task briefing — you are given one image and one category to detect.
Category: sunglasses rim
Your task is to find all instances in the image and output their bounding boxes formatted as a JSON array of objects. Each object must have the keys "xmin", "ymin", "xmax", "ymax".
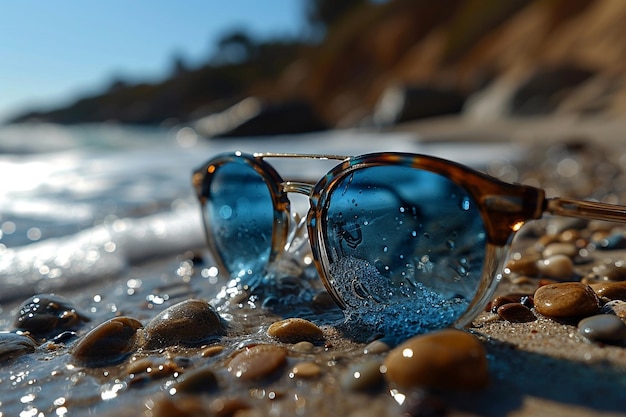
[
  {"xmin": 305, "ymin": 152, "xmax": 541, "ymax": 312},
  {"xmin": 192, "ymin": 152, "xmax": 291, "ymax": 278}
]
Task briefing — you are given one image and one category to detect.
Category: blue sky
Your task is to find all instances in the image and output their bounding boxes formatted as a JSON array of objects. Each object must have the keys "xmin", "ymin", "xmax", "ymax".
[{"xmin": 0, "ymin": 1, "xmax": 304, "ymax": 122}]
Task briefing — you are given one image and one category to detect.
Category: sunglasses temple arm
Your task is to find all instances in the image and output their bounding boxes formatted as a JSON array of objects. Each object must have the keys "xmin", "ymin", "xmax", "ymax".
[{"xmin": 544, "ymin": 197, "xmax": 626, "ymax": 223}]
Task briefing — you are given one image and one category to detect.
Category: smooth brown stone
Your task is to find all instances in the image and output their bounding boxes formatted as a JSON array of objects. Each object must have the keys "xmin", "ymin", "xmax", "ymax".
[
  {"xmin": 267, "ymin": 318, "xmax": 324, "ymax": 343},
  {"xmin": 486, "ymin": 293, "xmax": 533, "ymax": 313},
  {"xmin": 143, "ymin": 299, "xmax": 225, "ymax": 350},
  {"xmin": 228, "ymin": 344, "xmax": 287, "ymax": 381},
  {"xmin": 291, "ymin": 341, "xmax": 315, "ymax": 353},
  {"xmin": 542, "ymin": 242, "xmax": 579, "ymax": 259},
  {"xmin": 71, "ymin": 317, "xmax": 142, "ymax": 367},
  {"xmin": 534, "ymin": 283, "xmax": 600, "ymax": 319},
  {"xmin": 290, "ymin": 361, "xmax": 321, "ymax": 379},
  {"xmin": 536, "ymin": 254, "xmax": 574, "ymax": 281},
  {"xmin": 0, "ymin": 332, "xmax": 37, "ymax": 363},
  {"xmin": 172, "ymin": 367, "xmax": 219, "ymax": 394},
  {"xmin": 559, "ymin": 229, "xmax": 582, "ymax": 243},
  {"xmin": 505, "ymin": 254, "xmax": 541, "ymax": 276},
  {"xmin": 510, "ymin": 276, "xmax": 536, "ymax": 285},
  {"xmin": 126, "ymin": 357, "xmax": 154, "ymax": 376},
  {"xmin": 497, "ymin": 303, "xmax": 536, "ymax": 323},
  {"xmin": 486, "ymin": 294, "xmax": 518, "ymax": 313},
  {"xmin": 152, "ymin": 396, "xmax": 207, "ymax": 417},
  {"xmin": 383, "ymin": 329, "xmax": 488, "ymax": 390},
  {"xmin": 363, "ymin": 339, "xmax": 391, "ymax": 355},
  {"xmin": 201, "ymin": 345, "xmax": 225, "ymax": 357},
  {"xmin": 590, "ymin": 281, "xmax": 626, "ymax": 301}
]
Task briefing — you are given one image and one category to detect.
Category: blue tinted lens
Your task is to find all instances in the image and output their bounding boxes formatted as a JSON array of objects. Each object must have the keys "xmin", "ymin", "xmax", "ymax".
[
  {"xmin": 323, "ymin": 165, "xmax": 486, "ymax": 327},
  {"xmin": 206, "ymin": 161, "xmax": 274, "ymax": 279}
]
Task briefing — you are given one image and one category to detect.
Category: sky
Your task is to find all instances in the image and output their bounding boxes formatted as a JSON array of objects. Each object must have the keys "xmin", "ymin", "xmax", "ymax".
[{"xmin": 0, "ymin": 1, "xmax": 304, "ymax": 123}]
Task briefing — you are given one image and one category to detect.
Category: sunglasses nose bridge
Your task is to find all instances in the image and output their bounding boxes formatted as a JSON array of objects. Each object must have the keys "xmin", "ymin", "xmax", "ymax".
[{"xmin": 281, "ymin": 181, "xmax": 315, "ymax": 197}]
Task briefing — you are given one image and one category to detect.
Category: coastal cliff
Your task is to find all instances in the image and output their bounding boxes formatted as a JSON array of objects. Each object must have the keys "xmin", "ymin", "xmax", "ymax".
[{"xmin": 9, "ymin": 0, "xmax": 626, "ymax": 130}]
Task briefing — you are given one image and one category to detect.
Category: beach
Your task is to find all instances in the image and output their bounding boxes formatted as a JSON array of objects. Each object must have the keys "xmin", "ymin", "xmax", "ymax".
[{"xmin": 1, "ymin": 118, "xmax": 626, "ymax": 416}]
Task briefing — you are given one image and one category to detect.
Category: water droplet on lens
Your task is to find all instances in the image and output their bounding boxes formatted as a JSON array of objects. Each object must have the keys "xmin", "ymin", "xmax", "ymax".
[
  {"xmin": 219, "ymin": 205, "xmax": 233, "ymax": 219},
  {"xmin": 460, "ymin": 197, "xmax": 471, "ymax": 211}
]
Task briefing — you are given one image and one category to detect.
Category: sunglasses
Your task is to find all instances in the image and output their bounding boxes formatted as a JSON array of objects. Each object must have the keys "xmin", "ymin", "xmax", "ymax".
[{"xmin": 192, "ymin": 151, "xmax": 626, "ymax": 332}]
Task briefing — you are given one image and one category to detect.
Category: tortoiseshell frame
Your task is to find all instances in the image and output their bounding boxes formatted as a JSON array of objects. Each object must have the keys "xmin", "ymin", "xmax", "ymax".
[{"xmin": 193, "ymin": 151, "xmax": 626, "ymax": 329}]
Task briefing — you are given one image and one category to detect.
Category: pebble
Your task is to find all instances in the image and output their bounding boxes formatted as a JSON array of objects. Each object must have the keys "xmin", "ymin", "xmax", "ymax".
[
  {"xmin": 505, "ymin": 253, "xmax": 541, "ymax": 276},
  {"xmin": 13, "ymin": 294, "xmax": 90, "ymax": 339},
  {"xmin": 497, "ymin": 303, "xmax": 536, "ymax": 323},
  {"xmin": 596, "ymin": 232, "xmax": 626, "ymax": 250},
  {"xmin": 208, "ymin": 397, "xmax": 252, "ymax": 417},
  {"xmin": 534, "ymin": 283, "xmax": 600, "ymax": 319},
  {"xmin": 291, "ymin": 341, "xmax": 315, "ymax": 353},
  {"xmin": 142, "ymin": 299, "xmax": 225, "ymax": 350},
  {"xmin": 510, "ymin": 276, "xmax": 536, "ymax": 285},
  {"xmin": 590, "ymin": 281, "xmax": 626, "ymax": 301},
  {"xmin": 601, "ymin": 300, "xmax": 626, "ymax": 320},
  {"xmin": 290, "ymin": 361, "xmax": 322, "ymax": 379},
  {"xmin": 267, "ymin": 318, "xmax": 324, "ymax": 343},
  {"xmin": 171, "ymin": 366, "xmax": 219, "ymax": 394},
  {"xmin": 536, "ymin": 234, "xmax": 559, "ymax": 249},
  {"xmin": 0, "ymin": 332, "xmax": 37, "ymax": 363},
  {"xmin": 578, "ymin": 314, "xmax": 626, "ymax": 343},
  {"xmin": 201, "ymin": 345, "xmax": 225, "ymax": 357},
  {"xmin": 151, "ymin": 396, "xmax": 207, "ymax": 417},
  {"xmin": 559, "ymin": 229, "xmax": 583, "ymax": 244},
  {"xmin": 587, "ymin": 263, "xmax": 626, "ymax": 282},
  {"xmin": 128, "ymin": 359, "xmax": 183, "ymax": 385},
  {"xmin": 227, "ymin": 344, "xmax": 287, "ymax": 381},
  {"xmin": 126, "ymin": 357, "xmax": 154, "ymax": 375},
  {"xmin": 363, "ymin": 339, "xmax": 391, "ymax": 355},
  {"xmin": 486, "ymin": 293, "xmax": 534, "ymax": 313},
  {"xmin": 152, "ymin": 396, "xmax": 253, "ymax": 417},
  {"xmin": 383, "ymin": 329, "xmax": 489, "ymax": 390},
  {"xmin": 536, "ymin": 254, "xmax": 575, "ymax": 280},
  {"xmin": 542, "ymin": 242, "xmax": 579, "ymax": 258},
  {"xmin": 312, "ymin": 291, "xmax": 338, "ymax": 311},
  {"xmin": 71, "ymin": 317, "xmax": 142, "ymax": 367},
  {"xmin": 545, "ymin": 217, "xmax": 588, "ymax": 235},
  {"xmin": 340, "ymin": 359, "xmax": 384, "ymax": 391}
]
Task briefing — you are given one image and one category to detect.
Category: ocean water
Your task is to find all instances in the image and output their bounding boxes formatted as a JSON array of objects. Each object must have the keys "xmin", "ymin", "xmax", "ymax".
[{"xmin": 0, "ymin": 123, "xmax": 519, "ymax": 303}]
